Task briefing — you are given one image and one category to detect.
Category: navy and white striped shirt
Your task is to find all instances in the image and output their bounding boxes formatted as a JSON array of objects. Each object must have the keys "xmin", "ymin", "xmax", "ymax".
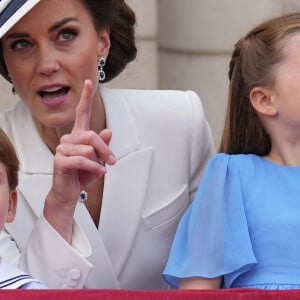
[{"xmin": 0, "ymin": 257, "xmax": 46, "ymax": 289}]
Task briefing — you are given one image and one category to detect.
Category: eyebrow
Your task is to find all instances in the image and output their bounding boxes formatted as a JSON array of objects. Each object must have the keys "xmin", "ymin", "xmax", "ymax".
[
  {"xmin": 48, "ymin": 17, "xmax": 79, "ymax": 32},
  {"xmin": 5, "ymin": 17, "xmax": 79, "ymax": 40}
]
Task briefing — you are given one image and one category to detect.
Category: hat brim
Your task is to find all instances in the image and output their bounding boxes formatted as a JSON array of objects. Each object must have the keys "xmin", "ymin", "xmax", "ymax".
[{"xmin": 0, "ymin": 0, "xmax": 41, "ymax": 38}]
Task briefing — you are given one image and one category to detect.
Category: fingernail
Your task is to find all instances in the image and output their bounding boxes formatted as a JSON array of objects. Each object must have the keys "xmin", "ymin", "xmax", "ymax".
[{"xmin": 108, "ymin": 154, "xmax": 116, "ymax": 164}]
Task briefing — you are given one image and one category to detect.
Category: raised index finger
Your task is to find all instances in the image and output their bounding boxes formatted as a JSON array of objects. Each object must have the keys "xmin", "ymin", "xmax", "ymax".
[{"xmin": 72, "ymin": 79, "xmax": 93, "ymax": 132}]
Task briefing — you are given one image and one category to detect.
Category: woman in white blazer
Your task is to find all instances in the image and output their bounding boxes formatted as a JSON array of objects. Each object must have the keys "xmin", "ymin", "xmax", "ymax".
[{"xmin": 0, "ymin": 0, "xmax": 214, "ymax": 289}]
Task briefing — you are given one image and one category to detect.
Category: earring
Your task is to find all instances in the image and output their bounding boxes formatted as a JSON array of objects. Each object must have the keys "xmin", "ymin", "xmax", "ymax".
[
  {"xmin": 98, "ymin": 57, "xmax": 106, "ymax": 82},
  {"xmin": 7, "ymin": 74, "xmax": 16, "ymax": 95}
]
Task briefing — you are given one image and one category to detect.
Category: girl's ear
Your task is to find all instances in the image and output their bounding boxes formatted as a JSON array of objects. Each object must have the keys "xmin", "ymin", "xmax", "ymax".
[
  {"xmin": 6, "ymin": 189, "xmax": 17, "ymax": 223},
  {"xmin": 250, "ymin": 87, "xmax": 278, "ymax": 117}
]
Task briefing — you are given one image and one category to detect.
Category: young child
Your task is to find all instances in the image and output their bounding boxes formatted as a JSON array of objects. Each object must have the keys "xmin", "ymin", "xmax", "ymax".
[
  {"xmin": 0, "ymin": 128, "xmax": 45, "ymax": 289},
  {"xmin": 163, "ymin": 12, "xmax": 300, "ymax": 290}
]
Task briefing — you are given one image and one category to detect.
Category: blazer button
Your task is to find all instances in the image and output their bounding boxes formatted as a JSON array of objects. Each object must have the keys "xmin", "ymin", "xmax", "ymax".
[
  {"xmin": 69, "ymin": 268, "xmax": 81, "ymax": 280},
  {"xmin": 64, "ymin": 268, "xmax": 81, "ymax": 288}
]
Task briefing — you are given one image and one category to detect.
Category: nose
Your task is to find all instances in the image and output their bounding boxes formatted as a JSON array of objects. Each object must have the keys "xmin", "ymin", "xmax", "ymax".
[{"xmin": 36, "ymin": 45, "xmax": 59, "ymax": 76}]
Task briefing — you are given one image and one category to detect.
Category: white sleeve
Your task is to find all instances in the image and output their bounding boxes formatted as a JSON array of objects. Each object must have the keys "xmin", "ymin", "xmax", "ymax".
[{"xmin": 20, "ymin": 215, "xmax": 93, "ymax": 289}]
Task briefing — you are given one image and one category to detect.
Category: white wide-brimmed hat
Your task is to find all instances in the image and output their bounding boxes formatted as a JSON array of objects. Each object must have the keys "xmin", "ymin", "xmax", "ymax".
[{"xmin": 0, "ymin": 0, "xmax": 41, "ymax": 38}]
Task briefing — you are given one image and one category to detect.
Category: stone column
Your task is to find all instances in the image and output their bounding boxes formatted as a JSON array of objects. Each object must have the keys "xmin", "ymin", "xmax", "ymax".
[{"xmin": 158, "ymin": 0, "xmax": 282, "ymax": 146}]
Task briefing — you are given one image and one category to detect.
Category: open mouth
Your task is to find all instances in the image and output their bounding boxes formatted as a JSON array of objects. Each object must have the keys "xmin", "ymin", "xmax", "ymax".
[{"xmin": 39, "ymin": 87, "xmax": 70, "ymax": 102}]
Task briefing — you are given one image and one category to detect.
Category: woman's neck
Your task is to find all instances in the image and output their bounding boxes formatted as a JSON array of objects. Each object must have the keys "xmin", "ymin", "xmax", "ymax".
[{"xmin": 33, "ymin": 93, "xmax": 106, "ymax": 154}]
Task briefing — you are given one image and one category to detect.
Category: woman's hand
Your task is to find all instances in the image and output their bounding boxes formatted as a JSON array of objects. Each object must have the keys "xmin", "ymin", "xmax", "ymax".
[{"xmin": 43, "ymin": 80, "xmax": 116, "ymax": 242}]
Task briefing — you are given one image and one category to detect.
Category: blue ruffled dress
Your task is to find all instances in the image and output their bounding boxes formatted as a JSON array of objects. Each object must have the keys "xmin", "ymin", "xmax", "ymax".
[{"xmin": 163, "ymin": 153, "xmax": 300, "ymax": 290}]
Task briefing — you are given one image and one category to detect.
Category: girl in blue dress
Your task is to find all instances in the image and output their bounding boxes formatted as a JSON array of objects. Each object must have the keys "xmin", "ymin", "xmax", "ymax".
[{"xmin": 163, "ymin": 12, "xmax": 300, "ymax": 290}]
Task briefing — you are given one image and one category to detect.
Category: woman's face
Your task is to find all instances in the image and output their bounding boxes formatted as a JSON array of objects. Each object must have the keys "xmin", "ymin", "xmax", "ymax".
[{"xmin": 2, "ymin": 0, "xmax": 110, "ymax": 130}]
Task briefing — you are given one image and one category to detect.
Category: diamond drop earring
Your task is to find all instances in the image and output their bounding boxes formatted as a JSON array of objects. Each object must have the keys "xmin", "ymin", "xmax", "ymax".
[{"xmin": 98, "ymin": 57, "xmax": 106, "ymax": 82}]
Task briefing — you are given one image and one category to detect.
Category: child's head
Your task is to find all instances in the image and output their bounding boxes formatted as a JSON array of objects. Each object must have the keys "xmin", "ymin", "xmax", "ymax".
[
  {"xmin": 219, "ymin": 12, "xmax": 300, "ymax": 155},
  {"xmin": 0, "ymin": 128, "xmax": 19, "ymax": 229}
]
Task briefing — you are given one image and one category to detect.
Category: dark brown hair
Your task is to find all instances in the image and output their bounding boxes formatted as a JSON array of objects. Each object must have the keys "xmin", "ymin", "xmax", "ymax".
[
  {"xmin": 0, "ymin": 0, "xmax": 137, "ymax": 83},
  {"xmin": 0, "ymin": 128, "xmax": 19, "ymax": 190},
  {"xmin": 219, "ymin": 12, "xmax": 300, "ymax": 155}
]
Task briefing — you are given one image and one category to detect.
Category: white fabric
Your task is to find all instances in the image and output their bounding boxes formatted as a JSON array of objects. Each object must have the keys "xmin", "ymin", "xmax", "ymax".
[
  {"xmin": 0, "ymin": 257, "xmax": 46, "ymax": 289},
  {"xmin": 0, "ymin": 0, "xmax": 12, "ymax": 13},
  {"xmin": 0, "ymin": 87, "xmax": 215, "ymax": 289}
]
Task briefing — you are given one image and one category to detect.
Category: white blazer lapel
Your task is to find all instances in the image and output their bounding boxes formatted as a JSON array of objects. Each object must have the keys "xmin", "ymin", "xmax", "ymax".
[
  {"xmin": 99, "ymin": 147, "xmax": 152, "ymax": 274},
  {"xmin": 4, "ymin": 101, "xmax": 54, "ymax": 174},
  {"xmin": 78, "ymin": 86, "xmax": 154, "ymax": 285},
  {"xmin": 18, "ymin": 174, "xmax": 52, "ymax": 217},
  {"xmin": 74, "ymin": 204, "xmax": 120, "ymax": 288},
  {"xmin": 4, "ymin": 101, "xmax": 55, "ymax": 218},
  {"xmin": 4, "ymin": 173, "xmax": 52, "ymax": 254},
  {"xmin": 100, "ymin": 87, "xmax": 153, "ymax": 274},
  {"xmin": 10, "ymin": 101, "xmax": 54, "ymax": 218}
]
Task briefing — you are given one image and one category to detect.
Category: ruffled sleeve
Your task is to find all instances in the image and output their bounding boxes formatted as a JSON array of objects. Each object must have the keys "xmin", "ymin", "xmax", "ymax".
[{"xmin": 163, "ymin": 153, "xmax": 257, "ymax": 288}]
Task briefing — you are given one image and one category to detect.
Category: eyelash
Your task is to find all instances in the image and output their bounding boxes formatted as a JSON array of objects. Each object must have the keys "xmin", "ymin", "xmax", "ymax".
[
  {"xmin": 9, "ymin": 28, "xmax": 79, "ymax": 50},
  {"xmin": 58, "ymin": 28, "xmax": 78, "ymax": 41},
  {"xmin": 10, "ymin": 39, "xmax": 30, "ymax": 50}
]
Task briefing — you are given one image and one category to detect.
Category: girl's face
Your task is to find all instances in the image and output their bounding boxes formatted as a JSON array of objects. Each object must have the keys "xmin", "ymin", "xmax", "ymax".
[
  {"xmin": 2, "ymin": 0, "xmax": 110, "ymax": 131},
  {"xmin": 270, "ymin": 33, "xmax": 300, "ymax": 131}
]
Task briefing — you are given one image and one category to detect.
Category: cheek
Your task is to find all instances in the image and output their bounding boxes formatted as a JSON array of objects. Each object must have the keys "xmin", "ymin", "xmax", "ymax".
[
  {"xmin": 278, "ymin": 85, "xmax": 298, "ymax": 108},
  {"xmin": 7, "ymin": 61, "xmax": 32, "ymax": 92},
  {"xmin": 71, "ymin": 40, "xmax": 99, "ymax": 79},
  {"xmin": 12, "ymin": 76, "xmax": 34, "ymax": 105},
  {"xmin": 3, "ymin": 45, "xmax": 35, "ymax": 82},
  {"xmin": 0, "ymin": 198, "xmax": 9, "ymax": 226},
  {"xmin": 77, "ymin": 55, "xmax": 98, "ymax": 80}
]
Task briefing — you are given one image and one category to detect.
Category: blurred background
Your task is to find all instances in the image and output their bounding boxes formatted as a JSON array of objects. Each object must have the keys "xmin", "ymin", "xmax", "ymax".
[{"xmin": 1, "ymin": 0, "xmax": 300, "ymax": 147}]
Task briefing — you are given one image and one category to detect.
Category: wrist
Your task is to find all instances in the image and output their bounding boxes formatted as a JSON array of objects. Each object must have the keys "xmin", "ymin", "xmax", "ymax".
[{"xmin": 43, "ymin": 190, "xmax": 77, "ymax": 243}]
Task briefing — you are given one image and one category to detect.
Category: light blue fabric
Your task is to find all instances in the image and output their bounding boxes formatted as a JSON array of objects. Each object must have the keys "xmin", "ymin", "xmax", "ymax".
[{"xmin": 163, "ymin": 153, "xmax": 300, "ymax": 289}]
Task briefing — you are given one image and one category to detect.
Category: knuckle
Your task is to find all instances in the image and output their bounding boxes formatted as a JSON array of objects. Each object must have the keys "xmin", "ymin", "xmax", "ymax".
[
  {"xmin": 55, "ymin": 143, "xmax": 64, "ymax": 153},
  {"xmin": 60, "ymin": 134, "xmax": 71, "ymax": 143},
  {"xmin": 83, "ymin": 145, "xmax": 95, "ymax": 159},
  {"xmin": 86, "ymin": 130, "xmax": 97, "ymax": 141}
]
